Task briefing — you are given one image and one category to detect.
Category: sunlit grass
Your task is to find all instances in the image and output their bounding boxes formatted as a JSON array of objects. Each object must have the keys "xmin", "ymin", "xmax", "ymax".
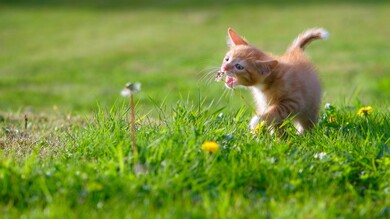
[
  {"xmin": 0, "ymin": 1, "xmax": 390, "ymax": 218},
  {"xmin": 1, "ymin": 100, "xmax": 389, "ymax": 218}
]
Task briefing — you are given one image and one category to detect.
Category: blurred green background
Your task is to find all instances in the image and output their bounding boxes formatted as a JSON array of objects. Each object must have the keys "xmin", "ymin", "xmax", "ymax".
[{"xmin": 1, "ymin": 0, "xmax": 389, "ymax": 114}]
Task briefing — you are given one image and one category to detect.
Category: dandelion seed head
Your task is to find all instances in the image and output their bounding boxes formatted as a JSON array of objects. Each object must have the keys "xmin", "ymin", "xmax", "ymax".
[
  {"xmin": 121, "ymin": 89, "xmax": 131, "ymax": 97},
  {"xmin": 121, "ymin": 82, "xmax": 142, "ymax": 97}
]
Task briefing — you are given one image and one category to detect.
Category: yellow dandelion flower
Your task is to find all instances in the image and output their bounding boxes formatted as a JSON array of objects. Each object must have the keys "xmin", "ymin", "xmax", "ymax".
[
  {"xmin": 357, "ymin": 106, "xmax": 373, "ymax": 117},
  {"xmin": 252, "ymin": 121, "xmax": 267, "ymax": 134},
  {"xmin": 201, "ymin": 141, "xmax": 219, "ymax": 153}
]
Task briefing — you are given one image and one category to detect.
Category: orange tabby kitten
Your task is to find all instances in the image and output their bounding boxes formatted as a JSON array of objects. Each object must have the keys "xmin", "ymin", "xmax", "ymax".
[{"xmin": 217, "ymin": 28, "xmax": 328, "ymax": 133}]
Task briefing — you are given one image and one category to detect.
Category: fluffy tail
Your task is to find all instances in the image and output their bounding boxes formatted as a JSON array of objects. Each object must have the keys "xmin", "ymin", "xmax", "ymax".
[{"xmin": 287, "ymin": 28, "xmax": 329, "ymax": 52}]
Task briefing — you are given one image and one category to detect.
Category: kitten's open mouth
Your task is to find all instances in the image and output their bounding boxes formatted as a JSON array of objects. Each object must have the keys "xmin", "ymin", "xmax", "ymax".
[
  {"xmin": 216, "ymin": 71, "xmax": 237, "ymax": 88},
  {"xmin": 225, "ymin": 76, "xmax": 237, "ymax": 88}
]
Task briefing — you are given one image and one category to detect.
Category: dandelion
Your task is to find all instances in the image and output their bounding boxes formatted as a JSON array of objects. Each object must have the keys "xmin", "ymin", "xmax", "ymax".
[
  {"xmin": 121, "ymin": 82, "xmax": 142, "ymax": 163},
  {"xmin": 215, "ymin": 70, "xmax": 225, "ymax": 82},
  {"xmin": 201, "ymin": 141, "xmax": 219, "ymax": 153},
  {"xmin": 357, "ymin": 106, "xmax": 373, "ymax": 117},
  {"xmin": 252, "ymin": 121, "xmax": 267, "ymax": 134},
  {"xmin": 121, "ymin": 82, "xmax": 141, "ymax": 97}
]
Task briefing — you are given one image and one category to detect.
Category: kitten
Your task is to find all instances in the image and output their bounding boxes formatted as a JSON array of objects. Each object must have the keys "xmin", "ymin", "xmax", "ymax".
[{"xmin": 217, "ymin": 28, "xmax": 328, "ymax": 133}]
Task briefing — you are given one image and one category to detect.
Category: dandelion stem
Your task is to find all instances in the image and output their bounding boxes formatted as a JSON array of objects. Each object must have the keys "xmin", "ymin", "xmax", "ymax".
[
  {"xmin": 130, "ymin": 94, "xmax": 138, "ymax": 162},
  {"xmin": 24, "ymin": 114, "xmax": 28, "ymax": 132},
  {"xmin": 233, "ymin": 89, "xmax": 256, "ymax": 114}
]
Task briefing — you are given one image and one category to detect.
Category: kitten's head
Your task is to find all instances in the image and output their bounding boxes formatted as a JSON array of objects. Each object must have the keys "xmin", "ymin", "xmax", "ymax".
[{"xmin": 219, "ymin": 28, "xmax": 278, "ymax": 88}]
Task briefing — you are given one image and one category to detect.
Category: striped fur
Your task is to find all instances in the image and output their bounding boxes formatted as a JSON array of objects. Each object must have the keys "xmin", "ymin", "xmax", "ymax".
[
  {"xmin": 288, "ymin": 28, "xmax": 329, "ymax": 52},
  {"xmin": 219, "ymin": 28, "xmax": 328, "ymax": 134}
]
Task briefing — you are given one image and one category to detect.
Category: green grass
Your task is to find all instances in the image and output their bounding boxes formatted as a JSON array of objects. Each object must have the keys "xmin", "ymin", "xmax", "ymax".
[
  {"xmin": 1, "ymin": 0, "xmax": 390, "ymax": 218},
  {"xmin": 1, "ymin": 101, "xmax": 389, "ymax": 218}
]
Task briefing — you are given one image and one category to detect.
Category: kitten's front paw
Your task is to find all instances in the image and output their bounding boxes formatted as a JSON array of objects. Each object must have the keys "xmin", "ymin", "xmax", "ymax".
[{"xmin": 249, "ymin": 115, "xmax": 260, "ymax": 130}]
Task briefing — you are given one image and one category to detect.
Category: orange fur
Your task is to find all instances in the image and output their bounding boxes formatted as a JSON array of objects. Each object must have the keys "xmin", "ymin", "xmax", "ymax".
[{"xmin": 219, "ymin": 28, "xmax": 328, "ymax": 133}]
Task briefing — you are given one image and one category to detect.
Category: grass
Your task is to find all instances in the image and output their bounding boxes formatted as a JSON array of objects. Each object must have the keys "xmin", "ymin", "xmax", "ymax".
[
  {"xmin": 1, "ymin": 101, "xmax": 389, "ymax": 218},
  {"xmin": 1, "ymin": 0, "xmax": 390, "ymax": 218}
]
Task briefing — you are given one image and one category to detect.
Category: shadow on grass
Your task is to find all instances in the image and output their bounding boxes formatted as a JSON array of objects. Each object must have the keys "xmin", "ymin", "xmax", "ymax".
[{"xmin": 1, "ymin": 0, "xmax": 389, "ymax": 10}]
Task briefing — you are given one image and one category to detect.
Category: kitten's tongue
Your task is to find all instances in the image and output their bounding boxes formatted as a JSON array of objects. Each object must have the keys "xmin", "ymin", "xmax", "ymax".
[{"xmin": 226, "ymin": 76, "xmax": 237, "ymax": 88}]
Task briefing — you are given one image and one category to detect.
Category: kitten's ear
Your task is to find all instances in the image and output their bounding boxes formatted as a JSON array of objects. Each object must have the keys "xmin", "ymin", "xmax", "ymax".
[
  {"xmin": 227, "ymin": 28, "xmax": 248, "ymax": 47},
  {"xmin": 255, "ymin": 59, "xmax": 278, "ymax": 76}
]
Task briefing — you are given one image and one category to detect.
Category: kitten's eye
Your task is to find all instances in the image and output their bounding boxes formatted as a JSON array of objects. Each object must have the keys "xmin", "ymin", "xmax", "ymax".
[
  {"xmin": 235, "ymin": 63, "xmax": 244, "ymax": 70},
  {"xmin": 224, "ymin": 57, "xmax": 229, "ymax": 62}
]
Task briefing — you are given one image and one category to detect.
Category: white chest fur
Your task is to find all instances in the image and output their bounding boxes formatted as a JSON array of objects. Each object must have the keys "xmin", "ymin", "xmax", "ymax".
[{"xmin": 250, "ymin": 85, "xmax": 268, "ymax": 114}]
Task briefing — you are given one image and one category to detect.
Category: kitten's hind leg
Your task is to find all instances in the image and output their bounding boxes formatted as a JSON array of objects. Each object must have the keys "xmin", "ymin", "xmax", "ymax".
[{"xmin": 295, "ymin": 115, "xmax": 317, "ymax": 134}]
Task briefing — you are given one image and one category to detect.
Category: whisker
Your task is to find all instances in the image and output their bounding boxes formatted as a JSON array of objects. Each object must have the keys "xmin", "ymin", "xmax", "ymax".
[
  {"xmin": 197, "ymin": 66, "xmax": 219, "ymax": 77},
  {"xmin": 197, "ymin": 67, "xmax": 220, "ymax": 85}
]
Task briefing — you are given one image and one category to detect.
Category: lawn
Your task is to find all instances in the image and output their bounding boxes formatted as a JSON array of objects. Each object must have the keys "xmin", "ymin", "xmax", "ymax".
[{"xmin": 1, "ymin": 0, "xmax": 389, "ymax": 218}]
